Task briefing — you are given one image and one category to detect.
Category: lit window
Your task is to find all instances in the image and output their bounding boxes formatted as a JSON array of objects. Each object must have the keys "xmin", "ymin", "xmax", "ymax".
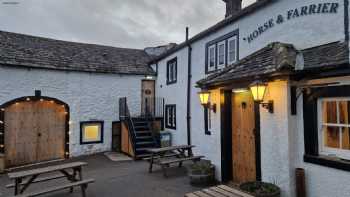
[
  {"xmin": 319, "ymin": 98, "xmax": 350, "ymax": 159},
  {"xmin": 80, "ymin": 121, "xmax": 104, "ymax": 144},
  {"xmin": 167, "ymin": 57, "xmax": 177, "ymax": 85},
  {"xmin": 228, "ymin": 37, "xmax": 237, "ymax": 64},
  {"xmin": 165, "ymin": 105, "xmax": 176, "ymax": 129}
]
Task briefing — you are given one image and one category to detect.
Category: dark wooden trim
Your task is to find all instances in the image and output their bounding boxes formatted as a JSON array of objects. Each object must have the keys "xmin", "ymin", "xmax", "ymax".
[
  {"xmin": 304, "ymin": 154, "xmax": 350, "ymax": 172},
  {"xmin": 204, "ymin": 108, "xmax": 211, "ymax": 135},
  {"xmin": 344, "ymin": 0, "xmax": 349, "ymax": 44},
  {"xmin": 205, "ymin": 29, "xmax": 239, "ymax": 74},
  {"xmin": 0, "ymin": 95, "xmax": 70, "ymax": 157},
  {"xmin": 291, "ymin": 86, "xmax": 297, "ymax": 115},
  {"xmin": 220, "ymin": 90, "xmax": 233, "ymax": 182},
  {"xmin": 166, "ymin": 57, "xmax": 177, "ymax": 85},
  {"xmin": 254, "ymin": 102, "xmax": 262, "ymax": 181},
  {"xmin": 80, "ymin": 121, "xmax": 104, "ymax": 145},
  {"xmin": 165, "ymin": 105, "xmax": 176, "ymax": 129}
]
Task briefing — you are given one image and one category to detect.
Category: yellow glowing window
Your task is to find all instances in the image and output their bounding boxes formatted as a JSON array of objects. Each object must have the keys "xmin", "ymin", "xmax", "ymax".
[{"xmin": 81, "ymin": 121, "xmax": 103, "ymax": 144}]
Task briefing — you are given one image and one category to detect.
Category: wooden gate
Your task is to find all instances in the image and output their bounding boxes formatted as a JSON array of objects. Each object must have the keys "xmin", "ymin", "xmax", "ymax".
[
  {"xmin": 4, "ymin": 100, "xmax": 66, "ymax": 167},
  {"xmin": 232, "ymin": 92, "xmax": 257, "ymax": 183}
]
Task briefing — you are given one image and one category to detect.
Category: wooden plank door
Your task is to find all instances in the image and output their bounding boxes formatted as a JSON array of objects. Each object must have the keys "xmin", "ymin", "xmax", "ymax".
[
  {"xmin": 36, "ymin": 101, "xmax": 66, "ymax": 162},
  {"xmin": 4, "ymin": 100, "xmax": 65, "ymax": 167},
  {"xmin": 141, "ymin": 80, "xmax": 155, "ymax": 116},
  {"xmin": 232, "ymin": 92, "xmax": 257, "ymax": 183}
]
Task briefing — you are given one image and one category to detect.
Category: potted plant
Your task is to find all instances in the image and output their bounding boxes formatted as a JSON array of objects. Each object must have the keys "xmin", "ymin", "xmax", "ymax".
[
  {"xmin": 240, "ymin": 181, "xmax": 280, "ymax": 197},
  {"xmin": 187, "ymin": 160, "xmax": 215, "ymax": 186}
]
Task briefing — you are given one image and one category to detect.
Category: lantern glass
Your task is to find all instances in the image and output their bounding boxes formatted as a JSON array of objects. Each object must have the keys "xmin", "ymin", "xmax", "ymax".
[
  {"xmin": 198, "ymin": 91, "xmax": 210, "ymax": 106},
  {"xmin": 250, "ymin": 81, "xmax": 267, "ymax": 102}
]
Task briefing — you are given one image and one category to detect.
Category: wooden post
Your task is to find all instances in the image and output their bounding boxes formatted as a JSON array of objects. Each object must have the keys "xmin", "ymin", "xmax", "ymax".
[
  {"xmin": 0, "ymin": 154, "xmax": 4, "ymax": 173},
  {"xmin": 296, "ymin": 168, "xmax": 306, "ymax": 197}
]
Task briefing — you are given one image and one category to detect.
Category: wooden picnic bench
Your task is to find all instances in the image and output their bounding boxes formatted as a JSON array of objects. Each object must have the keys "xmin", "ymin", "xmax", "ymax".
[
  {"xmin": 146, "ymin": 145, "xmax": 204, "ymax": 177},
  {"xmin": 7, "ymin": 162, "xmax": 95, "ymax": 197},
  {"xmin": 185, "ymin": 185, "xmax": 254, "ymax": 197}
]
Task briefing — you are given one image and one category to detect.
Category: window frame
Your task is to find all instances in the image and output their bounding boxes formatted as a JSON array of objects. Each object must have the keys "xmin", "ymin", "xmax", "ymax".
[
  {"xmin": 80, "ymin": 121, "xmax": 104, "ymax": 145},
  {"xmin": 217, "ymin": 40, "xmax": 226, "ymax": 69},
  {"xmin": 165, "ymin": 105, "xmax": 176, "ymax": 129},
  {"xmin": 303, "ymin": 85, "xmax": 350, "ymax": 172},
  {"xmin": 317, "ymin": 98, "xmax": 350, "ymax": 160},
  {"xmin": 166, "ymin": 57, "xmax": 177, "ymax": 85},
  {"xmin": 208, "ymin": 45, "xmax": 216, "ymax": 72},
  {"xmin": 205, "ymin": 29, "xmax": 239, "ymax": 74},
  {"xmin": 228, "ymin": 37, "xmax": 238, "ymax": 65}
]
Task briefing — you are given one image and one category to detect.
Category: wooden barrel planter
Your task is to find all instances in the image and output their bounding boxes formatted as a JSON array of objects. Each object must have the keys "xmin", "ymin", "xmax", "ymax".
[
  {"xmin": 187, "ymin": 160, "xmax": 215, "ymax": 186},
  {"xmin": 240, "ymin": 182, "xmax": 281, "ymax": 197}
]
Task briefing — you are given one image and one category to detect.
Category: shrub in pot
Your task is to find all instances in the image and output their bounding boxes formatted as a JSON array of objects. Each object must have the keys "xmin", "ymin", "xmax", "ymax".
[
  {"xmin": 240, "ymin": 181, "xmax": 280, "ymax": 197},
  {"xmin": 187, "ymin": 160, "xmax": 215, "ymax": 186}
]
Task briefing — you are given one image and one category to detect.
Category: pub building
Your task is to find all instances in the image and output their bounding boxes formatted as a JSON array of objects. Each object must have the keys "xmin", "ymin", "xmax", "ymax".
[{"xmin": 0, "ymin": 0, "xmax": 349, "ymax": 197}]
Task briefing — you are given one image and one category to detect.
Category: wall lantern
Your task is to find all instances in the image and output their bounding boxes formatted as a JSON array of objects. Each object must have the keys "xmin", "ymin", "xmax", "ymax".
[
  {"xmin": 249, "ymin": 80, "xmax": 274, "ymax": 113},
  {"xmin": 198, "ymin": 90, "xmax": 216, "ymax": 113}
]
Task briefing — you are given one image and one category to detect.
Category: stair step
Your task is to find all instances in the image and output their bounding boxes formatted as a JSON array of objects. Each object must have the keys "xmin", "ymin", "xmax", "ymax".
[
  {"xmin": 135, "ymin": 130, "xmax": 152, "ymax": 135},
  {"xmin": 136, "ymin": 153, "xmax": 152, "ymax": 159},
  {"xmin": 136, "ymin": 141, "xmax": 155, "ymax": 146},
  {"xmin": 136, "ymin": 147, "xmax": 151, "ymax": 152},
  {"xmin": 136, "ymin": 136, "xmax": 153, "ymax": 140}
]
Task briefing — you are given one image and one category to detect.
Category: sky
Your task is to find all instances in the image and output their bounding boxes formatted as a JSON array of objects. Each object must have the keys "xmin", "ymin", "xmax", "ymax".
[{"xmin": 0, "ymin": 0, "xmax": 255, "ymax": 49}]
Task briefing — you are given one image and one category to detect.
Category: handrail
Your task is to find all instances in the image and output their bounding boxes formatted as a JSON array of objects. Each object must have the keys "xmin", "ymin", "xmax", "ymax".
[{"xmin": 119, "ymin": 97, "xmax": 137, "ymax": 154}]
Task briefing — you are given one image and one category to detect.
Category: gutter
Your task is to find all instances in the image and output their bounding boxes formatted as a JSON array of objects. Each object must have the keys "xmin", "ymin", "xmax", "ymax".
[{"xmin": 186, "ymin": 27, "xmax": 192, "ymax": 146}]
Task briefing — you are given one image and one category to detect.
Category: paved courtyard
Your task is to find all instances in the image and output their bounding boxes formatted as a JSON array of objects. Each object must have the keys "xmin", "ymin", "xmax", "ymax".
[{"xmin": 0, "ymin": 154, "xmax": 205, "ymax": 197}]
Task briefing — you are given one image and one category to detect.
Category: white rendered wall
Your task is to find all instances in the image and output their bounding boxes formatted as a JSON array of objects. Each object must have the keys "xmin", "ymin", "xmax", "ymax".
[{"xmin": 0, "ymin": 66, "xmax": 145, "ymax": 157}]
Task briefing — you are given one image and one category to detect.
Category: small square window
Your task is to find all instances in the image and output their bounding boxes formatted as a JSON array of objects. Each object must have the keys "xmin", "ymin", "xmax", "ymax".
[{"xmin": 80, "ymin": 121, "xmax": 104, "ymax": 144}]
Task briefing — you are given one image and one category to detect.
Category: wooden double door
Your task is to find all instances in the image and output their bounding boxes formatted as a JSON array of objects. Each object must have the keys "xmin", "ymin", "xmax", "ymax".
[
  {"xmin": 231, "ymin": 92, "xmax": 259, "ymax": 183},
  {"xmin": 4, "ymin": 100, "xmax": 66, "ymax": 167}
]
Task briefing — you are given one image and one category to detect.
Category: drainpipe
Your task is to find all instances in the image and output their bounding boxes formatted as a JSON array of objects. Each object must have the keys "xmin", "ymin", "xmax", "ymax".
[{"xmin": 186, "ymin": 27, "xmax": 192, "ymax": 146}]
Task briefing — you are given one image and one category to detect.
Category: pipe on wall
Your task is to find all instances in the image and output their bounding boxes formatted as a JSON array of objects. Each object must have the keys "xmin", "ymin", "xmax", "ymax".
[
  {"xmin": 186, "ymin": 27, "xmax": 192, "ymax": 146},
  {"xmin": 296, "ymin": 168, "xmax": 306, "ymax": 197}
]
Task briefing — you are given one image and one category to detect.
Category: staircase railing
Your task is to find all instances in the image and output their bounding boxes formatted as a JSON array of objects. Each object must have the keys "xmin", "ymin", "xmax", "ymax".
[{"xmin": 119, "ymin": 97, "xmax": 137, "ymax": 155}]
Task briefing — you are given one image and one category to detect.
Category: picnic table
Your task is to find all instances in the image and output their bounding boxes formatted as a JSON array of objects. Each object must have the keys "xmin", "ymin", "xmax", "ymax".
[
  {"xmin": 146, "ymin": 145, "xmax": 204, "ymax": 177},
  {"xmin": 7, "ymin": 162, "xmax": 94, "ymax": 197},
  {"xmin": 185, "ymin": 185, "xmax": 254, "ymax": 197}
]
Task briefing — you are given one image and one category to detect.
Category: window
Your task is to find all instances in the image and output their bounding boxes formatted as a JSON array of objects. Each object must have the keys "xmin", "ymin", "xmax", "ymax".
[
  {"xmin": 318, "ymin": 98, "xmax": 350, "ymax": 159},
  {"xmin": 303, "ymin": 85, "xmax": 350, "ymax": 171},
  {"xmin": 165, "ymin": 105, "xmax": 176, "ymax": 129},
  {"xmin": 80, "ymin": 121, "xmax": 104, "ymax": 144},
  {"xmin": 228, "ymin": 37, "xmax": 237, "ymax": 64},
  {"xmin": 217, "ymin": 41, "xmax": 226, "ymax": 69},
  {"xmin": 205, "ymin": 30, "xmax": 238, "ymax": 74},
  {"xmin": 167, "ymin": 57, "xmax": 177, "ymax": 85},
  {"xmin": 208, "ymin": 45, "xmax": 216, "ymax": 72}
]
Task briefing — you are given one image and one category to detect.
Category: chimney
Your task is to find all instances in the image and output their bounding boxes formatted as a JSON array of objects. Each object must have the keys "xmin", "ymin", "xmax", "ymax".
[{"xmin": 223, "ymin": 0, "xmax": 242, "ymax": 18}]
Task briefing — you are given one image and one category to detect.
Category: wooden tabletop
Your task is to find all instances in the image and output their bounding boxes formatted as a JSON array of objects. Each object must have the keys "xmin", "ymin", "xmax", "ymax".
[
  {"xmin": 8, "ymin": 162, "xmax": 87, "ymax": 179},
  {"xmin": 185, "ymin": 185, "xmax": 254, "ymax": 197},
  {"xmin": 147, "ymin": 145, "xmax": 195, "ymax": 153}
]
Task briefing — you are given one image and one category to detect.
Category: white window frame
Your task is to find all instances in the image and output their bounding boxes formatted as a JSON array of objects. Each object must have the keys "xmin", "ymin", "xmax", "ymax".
[
  {"xmin": 318, "ymin": 98, "xmax": 350, "ymax": 160},
  {"xmin": 208, "ymin": 45, "xmax": 216, "ymax": 72},
  {"xmin": 228, "ymin": 36, "xmax": 237, "ymax": 65},
  {"xmin": 217, "ymin": 41, "xmax": 226, "ymax": 69}
]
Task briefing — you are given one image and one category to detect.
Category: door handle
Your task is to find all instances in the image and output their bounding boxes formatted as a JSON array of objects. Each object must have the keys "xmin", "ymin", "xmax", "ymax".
[{"xmin": 38, "ymin": 133, "xmax": 42, "ymax": 137}]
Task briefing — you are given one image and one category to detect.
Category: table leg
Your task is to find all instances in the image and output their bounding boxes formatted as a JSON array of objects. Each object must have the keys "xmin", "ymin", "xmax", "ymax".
[
  {"xmin": 20, "ymin": 175, "xmax": 38, "ymax": 194},
  {"xmin": 149, "ymin": 153, "xmax": 154, "ymax": 173},
  {"xmin": 14, "ymin": 178, "xmax": 21, "ymax": 195}
]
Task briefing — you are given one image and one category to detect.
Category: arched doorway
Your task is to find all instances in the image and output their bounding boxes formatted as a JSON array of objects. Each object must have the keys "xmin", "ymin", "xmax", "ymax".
[{"xmin": 0, "ymin": 96, "xmax": 70, "ymax": 168}]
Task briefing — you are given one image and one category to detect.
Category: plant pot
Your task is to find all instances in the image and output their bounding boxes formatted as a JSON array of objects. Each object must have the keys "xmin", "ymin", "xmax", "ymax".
[
  {"xmin": 188, "ymin": 166, "xmax": 215, "ymax": 186},
  {"xmin": 187, "ymin": 160, "xmax": 215, "ymax": 186},
  {"xmin": 240, "ymin": 182, "xmax": 280, "ymax": 197}
]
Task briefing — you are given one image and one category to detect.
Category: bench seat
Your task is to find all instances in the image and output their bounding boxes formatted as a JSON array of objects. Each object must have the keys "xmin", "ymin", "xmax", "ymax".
[
  {"xmin": 159, "ymin": 156, "xmax": 204, "ymax": 165},
  {"xmin": 6, "ymin": 174, "xmax": 66, "ymax": 188},
  {"xmin": 11, "ymin": 178, "xmax": 95, "ymax": 197}
]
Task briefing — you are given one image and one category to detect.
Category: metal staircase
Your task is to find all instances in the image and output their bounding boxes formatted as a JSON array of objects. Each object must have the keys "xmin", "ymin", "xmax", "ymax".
[{"xmin": 119, "ymin": 97, "xmax": 162, "ymax": 159}]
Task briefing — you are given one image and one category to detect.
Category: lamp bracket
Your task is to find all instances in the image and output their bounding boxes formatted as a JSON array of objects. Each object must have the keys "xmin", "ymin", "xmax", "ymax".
[{"xmin": 261, "ymin": 100, "xmax": 274, "ymax": 113}]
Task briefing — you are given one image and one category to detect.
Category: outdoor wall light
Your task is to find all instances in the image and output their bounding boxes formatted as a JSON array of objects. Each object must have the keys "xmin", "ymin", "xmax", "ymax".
[
  {"xmin": 249, "ymin": 80, "xmax": 274, "ymax": 113},
  {"xmin": 198, "ymin": 90, "xmax": 216, "ymax": 113}
]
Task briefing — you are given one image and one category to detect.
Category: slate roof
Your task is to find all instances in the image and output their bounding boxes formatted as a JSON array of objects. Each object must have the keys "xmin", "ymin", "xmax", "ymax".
[
  {"xmin": 197, "ymin": 41, "xmax": 349, "ymax": 88},
  {"xmin": 0, "ymin": 31, "xmax": 155, "ymax": 75}
]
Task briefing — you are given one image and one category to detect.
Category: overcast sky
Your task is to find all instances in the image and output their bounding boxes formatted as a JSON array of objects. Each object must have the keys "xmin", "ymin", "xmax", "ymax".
[{"xmin": 0, "ymin": 0, "xmax": 255, "ymax": 49}]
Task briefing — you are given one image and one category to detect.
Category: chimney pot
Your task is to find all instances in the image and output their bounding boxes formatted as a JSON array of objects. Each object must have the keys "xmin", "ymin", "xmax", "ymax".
[{"xmin": 223, "ymin": 0, "xmax": 242, "ymax": 18}]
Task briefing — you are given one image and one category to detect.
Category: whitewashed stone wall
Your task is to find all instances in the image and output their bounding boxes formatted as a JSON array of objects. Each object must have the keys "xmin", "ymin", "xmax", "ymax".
[{"xmin": 0, "ymin": 66, "xmax": 145, "ymax": 157}]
